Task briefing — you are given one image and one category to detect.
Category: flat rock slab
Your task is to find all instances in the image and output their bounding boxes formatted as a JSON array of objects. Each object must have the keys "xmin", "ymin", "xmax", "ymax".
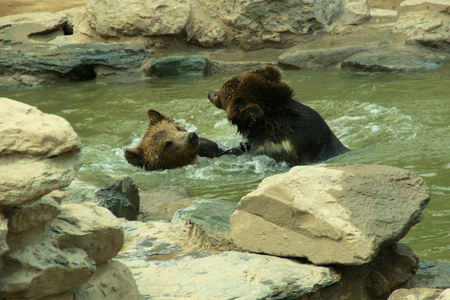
[
  {"xmin": 119, "ymin": 249, "xmax": 340, "ymax": 300},
  {"xmin": 342, "ymin": 47, "xmax": 445, "ymax": 72},
  {"xmin": 231, "ymin": 164, "xmax": 430, "ymax": 265},
  {"xmin": 0, "ymin": 43, "xmax": 150, "ymax": 78}
]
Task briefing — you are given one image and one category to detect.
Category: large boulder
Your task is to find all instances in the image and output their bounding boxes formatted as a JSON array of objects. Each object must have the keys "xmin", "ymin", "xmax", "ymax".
[
  {"xmin": 0, "ymin": 98, "xmax": 82, "ymax": 206},
  {"xmin": 86, "ymin": 0, "xmax": 370, "ymax": 50},
  {"xmin": 116, "ymin": 219, "xmax": 340, "ymax": 299},
  {"xmin": 230, "ymin": 164, "xmax": 430, "ymax": 265},
  {"xmin": 0, "ymin": 98, "xmax": 138, "ymax": 299},
  {"xmin": 393, "ymin": 0, "xmax": 450, "ymax": 51}
]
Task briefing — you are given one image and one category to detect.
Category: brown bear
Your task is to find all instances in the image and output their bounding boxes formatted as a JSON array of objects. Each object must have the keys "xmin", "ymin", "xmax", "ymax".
[
  {"xmin": 208, "ymin": 65, "xmax": 349, "ymax": 166},
  {"xmin": 125, "ymin": 109, "xmax": 224, "ymax": 170}
]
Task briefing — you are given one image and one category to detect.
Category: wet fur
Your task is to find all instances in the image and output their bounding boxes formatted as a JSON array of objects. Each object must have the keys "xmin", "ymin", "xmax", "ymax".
[
  {"xmin": 208, "ymin": 66, "xmax": 349, "ymax": 166},
  {"xmin": 125, "ymin": 110, "xmax": 224, "ymax": 171}
]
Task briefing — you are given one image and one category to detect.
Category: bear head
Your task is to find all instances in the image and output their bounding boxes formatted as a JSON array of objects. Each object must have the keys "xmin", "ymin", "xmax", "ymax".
[
  {"xmin": 208, "ymin": 65, "xmax": 294, "ymax": 130},
  {"xmin": 124, "ymin": 110, "xmax": 199, "ymax": 170}
]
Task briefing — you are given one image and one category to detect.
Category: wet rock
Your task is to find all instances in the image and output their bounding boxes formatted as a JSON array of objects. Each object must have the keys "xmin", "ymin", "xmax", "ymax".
[
  {"xmin": 170, "ymin": 199, "xmax": 238, "ymax": 250},
  {"xmin": 48, "ymin": 203, "xmax": 124, "ymax": 265},
  {"xmin": 231, "ymin": 164, "xmax": 430, "ymax": 265},
  {"xmin": 279, "ymin": 44, "xmax": 374, "ymax": 69},
  {"xmin": 145, "ymin": 56, "xmax": 212, "ymax": 77},
  {"xmin": 414, "ymin": 261, "xmax": 450, "ymax": 289},
  {"xmin": 393, "ymin": 0, "xmax": 450, "ymax": 51},
  {"xmin": 0, "ymin": 43, "xmax": 150, "ymax": 79},
  {"xmin": 139, "ymin": 186, "xmax": 194, "ymax": 221},
  {"xmin": 388, "ymin": 288, "xmax": 448, "ymax": 300},
  {"xmin": 63, "ymin": 177, "xmax": 140, "ymax": 221},
  {"xmin": 0, "ymin": 98, "xmax": 82, "ymax": 206},
  {"xmin": 342, "ymin": 46, "xmax": 445, "ymax": 72}
]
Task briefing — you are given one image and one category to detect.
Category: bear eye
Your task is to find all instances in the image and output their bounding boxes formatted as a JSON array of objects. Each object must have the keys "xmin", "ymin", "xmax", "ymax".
[{"xmin": 164, "ymin": 141, "xmax": 173, "ymax": 149}]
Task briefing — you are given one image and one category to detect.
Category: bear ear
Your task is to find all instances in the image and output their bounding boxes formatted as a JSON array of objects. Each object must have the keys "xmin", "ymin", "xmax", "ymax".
[
  {"xmin": 147, "ymin": 109, "xmax": 169, "ymax": 125},
  {"xmin": 124, "ymin": 148, "xmax": 145, "ymax": 168},
  {"xmin": 254, "ymin": 65, "xmax": 282, "ymax": 82}
]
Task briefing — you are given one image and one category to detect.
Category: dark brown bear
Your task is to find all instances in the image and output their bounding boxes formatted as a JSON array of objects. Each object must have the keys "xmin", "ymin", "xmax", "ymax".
[
  {"xmin": 125, "ymin": 109, "xmax": 223, "ymax": 171},
  {"xmin": 208, "ymin": 66, "xmax": 349, "ymax": 166}
]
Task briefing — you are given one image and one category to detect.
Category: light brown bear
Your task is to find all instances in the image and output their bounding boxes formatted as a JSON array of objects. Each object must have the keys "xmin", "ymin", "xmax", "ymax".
[
  {"xmin": 125, "ymin": 109, "xmax": 223, "ymax": 171},
  {"xmin": 208, "ymin": 66, "xmax": 349, "ymax": 166}
]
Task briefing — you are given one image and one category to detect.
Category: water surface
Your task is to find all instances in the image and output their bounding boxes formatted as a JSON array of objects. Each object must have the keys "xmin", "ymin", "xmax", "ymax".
[{"xmin": 2, "ymin": 67, "xmax": 449, "ymax": 263}]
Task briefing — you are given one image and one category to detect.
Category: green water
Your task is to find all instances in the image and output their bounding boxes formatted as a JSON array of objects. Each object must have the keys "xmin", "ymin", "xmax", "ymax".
[{"xmin": 1, "ymin": 67, "xmax": 449, "ymax": 263}]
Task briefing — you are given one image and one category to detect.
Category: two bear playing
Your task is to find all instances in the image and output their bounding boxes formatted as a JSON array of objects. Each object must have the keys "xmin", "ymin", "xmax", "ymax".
[{"xmin": 125, "ymin": 66, "xmax": 349, "ymax": 171}]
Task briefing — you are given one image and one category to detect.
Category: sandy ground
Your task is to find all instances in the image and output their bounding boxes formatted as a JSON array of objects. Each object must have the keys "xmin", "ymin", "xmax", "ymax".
[
  {"xmin": 0, "ymin": 0, "xmax": 403, "ymax": 18},
  {"xmin": 0, "ymin": 0, "xmax": 89, "ymax": 17}
]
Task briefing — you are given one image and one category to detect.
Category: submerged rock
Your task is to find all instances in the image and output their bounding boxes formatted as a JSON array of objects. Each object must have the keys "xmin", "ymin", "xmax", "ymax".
[{"xmin": 230, "ymin": 164, "xmax": 430, "ymax": 265}]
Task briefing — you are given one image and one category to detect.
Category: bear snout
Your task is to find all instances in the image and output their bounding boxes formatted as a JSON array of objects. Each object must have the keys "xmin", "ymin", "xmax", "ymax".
[
  {"xmin": 188, "ymin": 132, "xmax": 199, "ymax": 145},
  {"xmin": 208, "ymin": 90, "xmax": 222, "ymax": 109}
]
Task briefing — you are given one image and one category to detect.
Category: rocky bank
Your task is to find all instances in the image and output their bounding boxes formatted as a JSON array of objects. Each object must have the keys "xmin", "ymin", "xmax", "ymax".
[
  {"xmin": 0, "ymin": 98, "xmax": 140, "ymax": 299},
  {"xmin": 0, "ymin": 0, "xmax": 449, "ymax": 88},
  {"xmin": 2, "ymin": 97, "xmax": 449, "ymax": 299}
]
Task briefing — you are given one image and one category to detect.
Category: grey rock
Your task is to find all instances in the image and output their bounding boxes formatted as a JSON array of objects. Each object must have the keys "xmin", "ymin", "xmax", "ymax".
[
  {"xmin": 342, "ymin": 47, "xmax": 445, "ymax": 72},
  {"xmin": 145, "ymin": 56, "xmax": 212, "ymax": 77},
  {"xmin": 415, "ymin": 262, "xmax": 450, "ymax": 289},
  {"xmin": 170, "ymin": 198, "xmax": 238, "ymax": 250},
  {"xmin": 279, "ymin": 44, "xmax": 372, "ymax": 69},
  {"xmin": 0, "ymin": 43, "xmax": 151, "ymax": 86},
  {"xmin": 63, "ymin": 177, "xmax": 140, "ymax": 221}
]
